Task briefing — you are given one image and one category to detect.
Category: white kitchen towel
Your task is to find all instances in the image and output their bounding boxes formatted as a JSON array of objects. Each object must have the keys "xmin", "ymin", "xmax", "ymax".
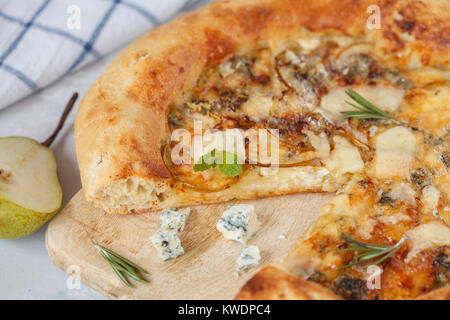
[{"xmin": 0, "ymin": 0, "xmax": 208, "ymax": 110}]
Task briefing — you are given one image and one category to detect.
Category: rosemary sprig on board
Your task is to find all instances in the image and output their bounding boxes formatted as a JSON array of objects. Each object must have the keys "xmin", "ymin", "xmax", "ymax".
[
  {"xmin": 95, "ymin": 245, "xmax": 149, "ymax": 287},
  {"xmin": 85, "ymin": 230, "xmax": 149, "ymax": 287},
  {"xmin": 342, "ymin": 89, "xmax": 400, "ymax": 123},
  {"xmin": 337, "ymin": 233, "xmax": 406, "ymax": 270}
]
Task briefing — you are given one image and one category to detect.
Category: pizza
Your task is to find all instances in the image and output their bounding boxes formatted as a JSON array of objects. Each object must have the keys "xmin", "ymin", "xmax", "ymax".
[{"xmin": 75, "ymin": 0, "xmax": 450, "ymax": 299}]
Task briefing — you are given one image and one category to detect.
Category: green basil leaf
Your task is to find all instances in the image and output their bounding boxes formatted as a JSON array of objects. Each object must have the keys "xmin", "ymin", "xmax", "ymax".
[
  {"xmin": 193, "ymin": 161, "xmax": 211, "ymax": 172},
  {"xmin": 193, "ymin": 149, "xmax": 242, "ymax": 177},
  {"xmin": 219, "ymin": 163, "xmax": 242, "ymax": 177}
]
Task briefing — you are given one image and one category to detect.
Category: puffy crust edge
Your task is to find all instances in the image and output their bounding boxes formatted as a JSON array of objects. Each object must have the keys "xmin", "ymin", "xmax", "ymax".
[
  {"xmin": 416, "ymin": 286, "xmax": 450, "ymax": 300},
  {"xmin": 235, "ymin": 265, "xmax": 450, "ymax": 300},
  {"xmin": 234, "ymin": 265, "xmax": 341, "ymax": 300}
]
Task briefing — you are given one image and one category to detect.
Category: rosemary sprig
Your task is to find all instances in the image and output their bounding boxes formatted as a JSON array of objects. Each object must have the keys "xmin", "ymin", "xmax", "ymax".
[
  {"xmin": 95, "ymin": 245, "xmax": 149, "ymax": 287},
  {"xmin": 342, "ymin": 89, "xmax": 400, "ymax": 123},
  {"xmin": 337, "ymin": 232, "xmax": 406, "ymax": 270},
  {"xmin": 85, "ymin": 230, "xmax": 149, "ymax": 287}
]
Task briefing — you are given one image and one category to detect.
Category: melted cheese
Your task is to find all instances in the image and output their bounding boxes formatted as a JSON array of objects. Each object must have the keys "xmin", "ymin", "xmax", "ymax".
[
  {"xmin": 405, "ymin": 221, "xmax": 450, "ymax": 262},
  {"xmin": 422, "ymin": 185, "xmax": 440, "ymax": 214},
  {"xmin": 241, "ymin": 94, "xmax": 273, "ymax": 121},
  {"xmin": 218, "ymin": 61, "xmax": 236, "ymax": 78},
  {"xmin": 402, "ymin": 85, "xmax": 450, "ymax": 137},
  {"xmin": 325, "ymin": 136, "xmax": 364, "ymax": 175},
  {"xmin": 374, "ymin": 127, "xmax": 416, "ymax": 180},
  {"xmin": 378, "ymin": 212, "xmax": 411, "ymax": 225},
  {"xmin": 307, "ymin": 131, "xmax": 330, "ymax": 159},
  {"xmin": 297, "ymin": 37, "xmax": 321, "ymax": 52},
  {"xmin": 388, "ymin": 182, "xmax": 416, "ymax": 206}
]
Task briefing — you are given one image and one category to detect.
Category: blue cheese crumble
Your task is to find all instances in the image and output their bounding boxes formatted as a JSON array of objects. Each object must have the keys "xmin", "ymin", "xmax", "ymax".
[
  {"xmin": 236, "ymin": 245, "xmax": 261, "ymax": 273},
  {"xmin": 159, "ymin": 208, "xmax": 190, "ymax": 232},
  {"xmin": 151, "ymin": 207, "xmax": 190, "ymax": 261},
  {"xmin": 216, "ymin": 204, "xmax": 261, "ymax": 244},
  {"xmin": 151, "ymin": 229, "xmax": 184, "ymax": 261}
]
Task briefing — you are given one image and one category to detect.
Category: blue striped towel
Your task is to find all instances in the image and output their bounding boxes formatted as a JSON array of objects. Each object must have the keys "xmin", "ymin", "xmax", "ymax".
[{"xmin": 0, "ymin": 0, "xmax": 209, "ymax": 110}]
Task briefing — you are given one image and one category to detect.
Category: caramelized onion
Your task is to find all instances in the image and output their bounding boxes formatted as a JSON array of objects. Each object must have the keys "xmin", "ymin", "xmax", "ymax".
[
  {"xmin": 275, "ymin": 54, "xmax": 296, "ymax": 91},
  {"xmin": 335, "ymin": 42, "xmax": 375, "ymax": 68},
  {"xmin": 336, "ymin": 128, "xmax": 371, "ymax": 151},
  {"xmin": 249, "ymin": 158, "xmax": 323, "ymax": 168}
]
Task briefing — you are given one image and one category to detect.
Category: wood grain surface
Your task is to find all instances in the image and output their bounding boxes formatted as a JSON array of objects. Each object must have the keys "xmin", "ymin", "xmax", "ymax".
[{"xmin": 46, "ymin": 190, "xmax": 332, "ymax": 299}]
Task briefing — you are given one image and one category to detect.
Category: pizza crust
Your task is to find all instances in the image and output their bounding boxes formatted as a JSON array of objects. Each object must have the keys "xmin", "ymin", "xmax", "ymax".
[
  {"xmin": 234, "ymin": 265, "xmax": 342, "ymax": 300},
  {"xmin": 235, "ymin": 266, "xmax": 450, "ymax": 300},
  {"xmin": 416, "ymin": 286, "xmax": 450, "ymax": 300}
]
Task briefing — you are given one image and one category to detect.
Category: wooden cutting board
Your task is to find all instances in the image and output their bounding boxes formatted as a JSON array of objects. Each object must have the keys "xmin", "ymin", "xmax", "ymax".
[{"xmin": 46, "ymin": 190, "xmax": 332, "ymax": 299}]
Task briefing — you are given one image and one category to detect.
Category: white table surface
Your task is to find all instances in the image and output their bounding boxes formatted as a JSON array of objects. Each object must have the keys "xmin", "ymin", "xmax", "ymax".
[{"xmin": 0, "ymin": 50, "xmax": 118, "ymax": 300}]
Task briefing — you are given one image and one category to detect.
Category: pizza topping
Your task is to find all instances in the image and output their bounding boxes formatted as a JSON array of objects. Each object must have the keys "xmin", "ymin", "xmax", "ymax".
[
  {"xmin": 341, "ymin": 89, "xmax": 402, "ymax": 123},
  {"xmin": 306, "ymin": 131, "xmax": 330, "ymax": 159},
  {"xmin": 332, "ymin": 275, "xmax": 368, "ymax": 300},
  {"xmin": 320, "ymin": 86, "xmax": 403, "ymax": 123},
  {"xmin": 218, "ymin": 60, "xmax": 237, "ymax": 78},
  {"xmin": 194, "ymin": 149, "xmax": 243, "ymax": 178},
  {"xmin": 217, "ymin": 89, "xmax": 249, "ymax": 112},
  {"xmin": 404, "ymin": 221, "xmax": 450, "ymax": 262},
  {"xmin": 435, "ymin": 251, "xmax": 450, "ymax": 284},
  {"xmin": 337, "ymin": 232, "xmax": 406, "ymax": 270},
  {"xmin": 324, "ymin": 136, "xmax": 364, "ymax": 175},
  {"xmin": 440, "ymin": 152, "xmax": 449, "ymax": 168},
  {"xmin": 334, "ymin": 42, "xmax": 375, "ymax": 70},
  {"xmin": 411, "ymin": 167, "xmax": 433, "ymax": 190},
  {"xmin": 162, "ymin": 143, "xmax": 240, "ymax": 192},
  {"xmin": 374, "ymin": 126, "xmax": 416, "ymax": 180},
  {"xmin": 387, "ymin": 182, "xmax": 416, "ymax": 206},
  {"xmin": 297, "ymin": 36, "xmax": 321, "ymax": 52},
  {"xmin": 378, "ymin": 212, "xmax": 411, "ymax": 225},
  {"xmin": 377, "ymin": 191, "xmax": 395, "ymax": 205},
  {"xmin": 240, "ymin": 94, "xmax": 273, "ymax": 121},
  {"xmin": 421, "ymin": 185, "xmax": 440, "ymax": 215}
]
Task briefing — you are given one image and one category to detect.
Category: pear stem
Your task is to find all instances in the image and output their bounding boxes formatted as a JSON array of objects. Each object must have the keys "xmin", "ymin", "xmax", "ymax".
[{"xmin": 41, "ymin": 92, "xmax": 79, "ymax": 148}]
